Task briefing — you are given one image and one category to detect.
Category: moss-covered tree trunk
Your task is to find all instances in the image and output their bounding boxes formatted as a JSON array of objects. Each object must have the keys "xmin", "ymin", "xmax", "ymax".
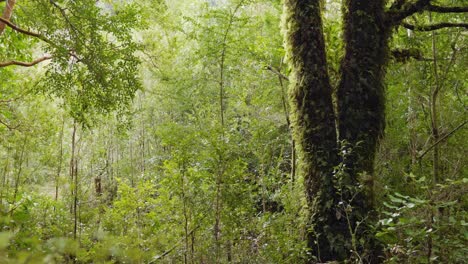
[
  {"xmin": 283, "ymin": 0, "xmax": 389, "ymax": 262},
  {"xmin": 337, "ymin": 0, "xmax": 388, "ymax": 201},
  {"xmin": 335, "ymin": 0, "xmax": 390, "ymax": 262},
  {"xmin": 282, "ymin": 0, "xmax": 345, "ymax": 261}
]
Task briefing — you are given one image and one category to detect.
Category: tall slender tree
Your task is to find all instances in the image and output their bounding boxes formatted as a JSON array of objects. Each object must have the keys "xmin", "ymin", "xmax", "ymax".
[{"xmin": 282, "ymin": 0, "xmax": 467, "ymax": 262}]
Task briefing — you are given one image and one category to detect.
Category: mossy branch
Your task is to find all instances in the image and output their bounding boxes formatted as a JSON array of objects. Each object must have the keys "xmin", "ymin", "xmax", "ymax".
[
  {"xmin": 265, "ymin": 65, "xmax": 289, "ymax": 81},
  {"xmin": 391, "ymin": 48, "xmax": 431, "ymax": 62},
  {"xmin": 386, "ymin": 1, "xmax": 468, "ymax": 26},
  {"xmin": 386, "ymin": 0, "xmax": 431, "ymax": 25},
  {"xmin": 427, "ymin": 4, "xmax": 468, "ymax": 13},
  {"xmin": 403, "ymin": 22, "xmax": 468, "ymax": 31}
]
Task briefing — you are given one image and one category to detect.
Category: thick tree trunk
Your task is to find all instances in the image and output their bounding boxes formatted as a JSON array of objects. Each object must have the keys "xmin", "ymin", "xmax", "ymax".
[
  {"xmin": 282, "ymin": 0, "xmax": 346, "ymax": 261},
  {"xmin": 283, "ymin": 0, "xmax": 388, "ymax": 262},
  {"xmin": 336, "ymin": 0, "xmax": 389, "ymax": 261},
  {"xmin": 338, "ymin": 0, "xmax": 388, "ymax": 195}
]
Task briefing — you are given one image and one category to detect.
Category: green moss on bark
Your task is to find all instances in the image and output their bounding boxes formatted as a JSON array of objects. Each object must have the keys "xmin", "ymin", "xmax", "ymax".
[
  {"xmin": 283, "ymin": 0, "xmax": 348, "ymax": 261},
  {"xmin": 283, "ymin": 0, "xmax": 390, "ymax": 262}
]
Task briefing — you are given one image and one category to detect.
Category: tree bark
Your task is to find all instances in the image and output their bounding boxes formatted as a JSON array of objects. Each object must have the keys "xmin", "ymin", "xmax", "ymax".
[
  {"xmin": 338, "ymin": 0, "xmax": 388, "ymax": 182},
  {"xmin": 0, "ymin": 157, "xmax": 8, "ymax": 210},
  {"xmin": 12, "ymin": 136, "xmax": 27, "ymax": 207},
  {"xmin": 283, "ymin": 0, "xmax": 390, "ymax": 262},
  {"xmin": 337, "ymin": 1, "xmax": 390, "ymax": 261},
  {"xmin": 282, "ymin": 0, "xmax": 345, "ymax": 261},
  {"xmin": 55, "ymin": 116, "xmax": 65, "ymax": 202},
  {"xmin": 0, "ymin": 0, "xmax": 16, "ymax": 35}
]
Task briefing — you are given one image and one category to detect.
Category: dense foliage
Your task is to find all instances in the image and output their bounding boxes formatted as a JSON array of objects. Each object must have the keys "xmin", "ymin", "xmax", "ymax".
[{"xmin": 0, "ymin": 0, "xmax": 466, "ymax": 263}]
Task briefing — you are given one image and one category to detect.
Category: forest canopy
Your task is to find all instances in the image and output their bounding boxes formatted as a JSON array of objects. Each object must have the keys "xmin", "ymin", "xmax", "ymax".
[{"xmin": 0, "ymin": 0, "xmax": 467, "ymax": 263}]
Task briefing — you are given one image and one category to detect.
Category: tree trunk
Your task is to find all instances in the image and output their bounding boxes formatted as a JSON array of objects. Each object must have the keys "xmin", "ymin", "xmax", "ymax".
[
  {"xmin": 336, "ymin": 0, "xmax": 389, "ymax": 261},
  {"xmin": 337, "ymin": 0, "xmax": 388, "ymax": 199},
  {"xmin": 0, "ymin": 0, "xmax": 17, "ymax": 35},
  {"xmin": 55, "ymin": 116, "xmax": 65, "ymax": 202},
  {"xmin": 282, "ymin": 0, "xmax": 344, "ymax": 261},
  {"xmin": 283, "ymin": 0, "xmax": 389, "ymax": 262},
  {"xmin": 0, "ymin": 150, "xmax": 10, "ymax": 210},
  {"xmin": 12, "ymin": 136, "xmax": 27, "ymax": 206}
]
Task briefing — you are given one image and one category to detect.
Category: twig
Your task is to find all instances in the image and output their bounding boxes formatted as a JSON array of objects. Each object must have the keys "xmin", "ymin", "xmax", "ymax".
[
  {"xmin": 49, "ymin": 0, "xmax": 84, "ymax": 37},
  {"xmin": 265, "ymin": 65, "xmax": 289, "ymax": 81},
  {"xmin": 0, "ymin": 116, "xmax": 20, "ymax": 130},
  {"xmin": 149, "ymin": 223, "xmax": 202, "ymax": 263},
  {"xmin": 418, "ymin": 120, "xmax": 467, "ymax": 160}
]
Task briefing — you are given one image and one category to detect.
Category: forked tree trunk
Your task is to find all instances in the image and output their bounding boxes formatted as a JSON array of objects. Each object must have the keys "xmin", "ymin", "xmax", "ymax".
[{"xmin": 283, "ymin": 0, "xmax": 389, "ymax": 262}]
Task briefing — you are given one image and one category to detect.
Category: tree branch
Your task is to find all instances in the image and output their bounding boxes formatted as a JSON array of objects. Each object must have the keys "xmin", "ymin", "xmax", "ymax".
[
  {"xmin": 386, "ymin": 0, "xmax": 431, "ymax": 25},
  {"xmin": 418, "ymin": 120, "xmax": 467, "ymax": 160},
  {"xmin": 403, "ymin": 22, "xmax": 468, "ymax": 31},
  {"xmin": 389, "ymin": 0, "xmax": 408, "ymax": 11},
  {"xmin": 390, "ymin": 48, "xmax": 432, "ymax": 62},
  {"xmin": 265, "ymin": 65, "xmax": 289, "ymax": 81},
  {"xmin": 49, "ymin": 0, "xmax": 84, "ymax": 37},
  {"xmin": 386, "ymin": 1, "xmax": 468, "ymax": 26},
  {"xmin": 427, "ymin": 4, "xmax": 468, "ymax": 13},
  {"xmin": 0, "ymin": 117, "xmax": 20, "ymax": 130},
  {"xmin": 149, "ymin": 220, "xmax": 204, "ymax": 263},
  {"xmin": 0, "ymin": 17, "xmax": 52, "ymax": 44},
  {"xmin": 0, "ymin": 15, "xmax": 80, "ymax": 61},
  {"xmin": 0, "ymin": 55, "xmax": 53, "ymax": 68}
]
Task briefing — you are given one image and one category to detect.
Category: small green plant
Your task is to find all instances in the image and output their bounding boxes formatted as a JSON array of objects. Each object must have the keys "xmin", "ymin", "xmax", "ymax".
[{"xmin": 377, "ymin": 176, "xmax": 467, "ymax": 263}]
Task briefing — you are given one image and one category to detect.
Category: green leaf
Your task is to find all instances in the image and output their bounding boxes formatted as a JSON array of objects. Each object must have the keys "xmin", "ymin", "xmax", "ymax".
[
  {"xmin": 0, "ymin": 232, "xmax": 11, "ymax": 250},
  {"xmin": 376, "ymin": 231, "xmax": 397, "ymax": 244},
  {"xmin": 393, "ymin": 192, "xmax": 410, "ymax": 199},
  {"xmin": 383, "ymin": 201, "xmax": 399, "ymax": 209},
  {"xmin": 398, "ymin": 217, "xmax": 410, "ymax": 224},
  {"xmin": 436, "ymin": 200, "xmax": 457, "ymax": 208},
  {"xmin": 379, "ymin": 218, "xmax": 394, "ymax": 226},
  {"xmin": 408, "ymin": 197, "xmax": 427, "ymax": 204},
  {"xmin": 388, "ymin": 194, "xmax": 406, "ymax": 204}
]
